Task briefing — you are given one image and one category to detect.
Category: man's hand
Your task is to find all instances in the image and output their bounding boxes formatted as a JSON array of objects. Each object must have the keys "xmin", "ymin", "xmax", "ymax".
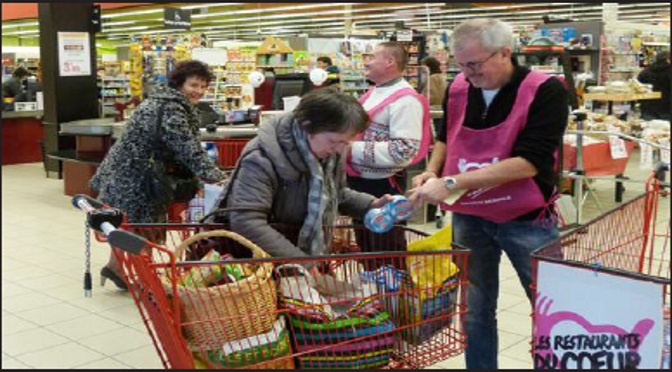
[
  {"xmin": 369, "ymin": 194, "xmax": 395, "ymax": 209},
  {"xmin": 407, "ymin": 177, "xmax": 451, "ymax": 209},
  {"xmin": 412, "ymin": 171, "xmax": 438, "ymax": 188}
]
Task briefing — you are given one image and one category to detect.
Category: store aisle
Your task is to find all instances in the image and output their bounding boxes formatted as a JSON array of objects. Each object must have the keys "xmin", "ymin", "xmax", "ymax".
[{"xmin": 2, "ymin": 155, "xmax": 667, "ymax": 369}]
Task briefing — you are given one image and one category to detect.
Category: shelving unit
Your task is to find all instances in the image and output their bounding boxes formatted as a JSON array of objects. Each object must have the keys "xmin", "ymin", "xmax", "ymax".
[
  {"xmin": 513, "ymin": 49, "xmax": 579, "ymax": 109},
  {"xmin": 339, "ymin": 68, "xmax": 369, "ymax": 98},
  {"xmin": 100, "ymin": 75, "xmax": 132, "ymax": 117}
]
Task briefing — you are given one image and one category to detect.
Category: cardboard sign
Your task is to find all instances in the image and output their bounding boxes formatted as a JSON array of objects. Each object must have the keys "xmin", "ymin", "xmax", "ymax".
[{"xmin": 534, "ymin": 261, "xmax": 664, "ymax": 369}]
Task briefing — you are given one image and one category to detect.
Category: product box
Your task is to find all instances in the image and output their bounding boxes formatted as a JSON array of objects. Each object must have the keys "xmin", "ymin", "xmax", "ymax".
[{"xmin": 14, "ymin": 102, "xmax": 38, "ymax": 111}]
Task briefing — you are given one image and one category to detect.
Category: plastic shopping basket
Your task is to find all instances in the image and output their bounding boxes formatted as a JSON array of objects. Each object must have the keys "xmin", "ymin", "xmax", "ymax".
[
  {"xmin": 530, "ymin": 170, "xmax": 670, "ymax": 369},
  {"xmin": 74, "ymin": 209, "xmax": 470, "ymax": 370}
]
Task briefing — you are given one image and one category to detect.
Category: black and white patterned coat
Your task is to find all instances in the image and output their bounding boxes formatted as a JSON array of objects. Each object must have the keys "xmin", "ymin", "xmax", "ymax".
[{"xmin": 90, "ymin": 86, "xmax": 225, "ymax": 222}]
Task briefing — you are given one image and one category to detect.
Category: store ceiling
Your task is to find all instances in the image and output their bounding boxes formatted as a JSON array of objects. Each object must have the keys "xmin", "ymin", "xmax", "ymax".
[{"xmin": 2, "ymin": 2, "xmax": 670, "ymax": 41}]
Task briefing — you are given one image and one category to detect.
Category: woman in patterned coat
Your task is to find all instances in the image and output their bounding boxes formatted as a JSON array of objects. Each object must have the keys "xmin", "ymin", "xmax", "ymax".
[{"xmin": 90, "ymin": 60, "xmax": 226, "ymax": 289}]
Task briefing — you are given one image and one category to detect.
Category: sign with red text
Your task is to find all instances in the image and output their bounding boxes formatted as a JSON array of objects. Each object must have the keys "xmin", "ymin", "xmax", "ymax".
[
  {"xmin": 57, "ymin": 32, "xmax": 91, "ymax": 77},
  {"xmin": 534, "ymin": 261, "xmax": 663, "ymax": 369}
]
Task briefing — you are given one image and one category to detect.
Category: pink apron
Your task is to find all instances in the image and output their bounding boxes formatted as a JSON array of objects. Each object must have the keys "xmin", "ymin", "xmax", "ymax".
[
  {"xmin": 346, "ymin": 87, "xmax": 432, "ymax": 180},
  {"xmin": 441, "ymin": 72, "xmax": 555, "ymax": 223}
]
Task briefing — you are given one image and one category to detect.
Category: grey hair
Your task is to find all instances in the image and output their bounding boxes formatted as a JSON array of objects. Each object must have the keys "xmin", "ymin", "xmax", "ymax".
[{"xmin": 450, "ymin": 19, "xmax": 514, "ymax": 53}]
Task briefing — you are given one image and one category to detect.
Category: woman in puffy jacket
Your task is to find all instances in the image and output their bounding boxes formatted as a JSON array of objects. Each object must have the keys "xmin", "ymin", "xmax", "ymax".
[
  {"xmin": 211, "ymin": 88, "xmax": 392, "ymax": 262},
  {"xmin": 91, "ymin": 60, "xmax": 226, "ymax": 289}
]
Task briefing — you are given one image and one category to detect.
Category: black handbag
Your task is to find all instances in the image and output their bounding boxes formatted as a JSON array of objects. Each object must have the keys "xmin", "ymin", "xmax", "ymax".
[{"xmin": 143, "ymin": 104, "xmax": 200, "ymax": 209}]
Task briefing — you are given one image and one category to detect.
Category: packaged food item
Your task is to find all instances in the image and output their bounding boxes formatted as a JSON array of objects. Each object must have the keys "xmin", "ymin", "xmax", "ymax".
[
  {"xmin": 364, "ymin": 208, "xmax": 395, "ymax": 234},
  {"xmin": 181, "ymin": 250, "xmax": 224, "ymax": 288},
  {"xmin": 387, "ymin": 195, "xmax": 413, "ymax": 221}
]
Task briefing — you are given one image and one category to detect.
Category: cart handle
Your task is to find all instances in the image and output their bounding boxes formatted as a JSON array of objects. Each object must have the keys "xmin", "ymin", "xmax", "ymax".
[{"xmin": 71, "ymin": 194, "xmax": 147, "ymax": 255}]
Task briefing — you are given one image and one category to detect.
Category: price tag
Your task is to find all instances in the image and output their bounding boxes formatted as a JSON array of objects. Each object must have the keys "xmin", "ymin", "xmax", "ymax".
[
  {"xmin": 660, "ymin": 139, "xmax": 670, "ymax": 165},
  {"xmin": 608, "ymin": 127, "xmax": 628, "ymax": 160},
  {"xmin": 640, "ymin": 143, "xmax": 654, "ymax": 170}
]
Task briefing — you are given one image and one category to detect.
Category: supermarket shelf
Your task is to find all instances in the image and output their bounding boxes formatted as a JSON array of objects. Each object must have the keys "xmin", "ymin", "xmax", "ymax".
[{"xmin": 583, "ymin": 92, "xmax": 662, "ymax": 101}]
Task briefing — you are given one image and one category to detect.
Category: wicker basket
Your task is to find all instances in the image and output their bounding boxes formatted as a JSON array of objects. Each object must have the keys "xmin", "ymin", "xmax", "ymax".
[{"xmin": 168, "ymin": 230, "xmax": 278, "ymax": 347}]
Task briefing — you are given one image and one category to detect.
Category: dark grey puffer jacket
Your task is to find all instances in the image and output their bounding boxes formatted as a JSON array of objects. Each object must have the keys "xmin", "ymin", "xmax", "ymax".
[
  {"xmin": 218, "ymin": 112, "xmax": 375, "ymax": 258},
  {"xmin": 90, "ymin": 86, "xmax": 225, "ymax": 222}
]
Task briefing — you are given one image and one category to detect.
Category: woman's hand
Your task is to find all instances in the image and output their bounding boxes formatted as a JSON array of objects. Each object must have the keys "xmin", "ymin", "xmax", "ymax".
[
  {"xmin": 412, "ymin": 171, "xmax": 438, "ymax": 188},
  {"xmin": 370, "ymin": 194, "xmax": 395, "ymax": 209}
]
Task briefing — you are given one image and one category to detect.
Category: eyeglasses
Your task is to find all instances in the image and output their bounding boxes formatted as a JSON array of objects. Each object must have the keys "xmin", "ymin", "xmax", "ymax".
[{"xmin": 456, "ymin": 51, "xmax": 499, "ymax": 72}]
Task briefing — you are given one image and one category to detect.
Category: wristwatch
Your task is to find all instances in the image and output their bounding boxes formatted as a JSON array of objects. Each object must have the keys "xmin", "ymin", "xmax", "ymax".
[{"xmin": 443, "ymin": 176, "xmax": 458, "ymax": 190}]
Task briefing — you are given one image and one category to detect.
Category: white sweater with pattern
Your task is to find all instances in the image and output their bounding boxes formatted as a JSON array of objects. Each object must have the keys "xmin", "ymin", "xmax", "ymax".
[{"xmin": 349, "ymin": 79, "xmax": 425, "ymax": 179}]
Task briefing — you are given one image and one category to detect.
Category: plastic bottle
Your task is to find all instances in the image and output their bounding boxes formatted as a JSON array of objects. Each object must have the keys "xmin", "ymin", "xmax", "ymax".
[
  {"xmin": 386, "ymin": 195, "xmax": 413, "ymax": 221},
  {"xmin": 364, "ymin": 208, "xmax": 395, "ymax": 234},
  {"xmin": 201, "ymin": 142, "xmax": 219, "ymax": 164}
]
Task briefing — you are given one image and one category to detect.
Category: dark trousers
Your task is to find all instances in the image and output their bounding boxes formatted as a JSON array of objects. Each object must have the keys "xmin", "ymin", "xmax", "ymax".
[{"xmin": 347, "ymin": 172, "xmax": 408, "ymax": 270}]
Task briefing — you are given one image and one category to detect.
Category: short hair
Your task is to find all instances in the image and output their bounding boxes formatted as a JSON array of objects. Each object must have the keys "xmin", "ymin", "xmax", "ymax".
[
  {"xmin": 377, "ymin": 41, "xmax": 409, "ymax": 71},
  {"xmin": 12, "ymin": 67, "xmax": 30, "ymax": 79},
  {"xmin": 294, "ymin": 88, "xmax": 370, "ymax": 135},
  {"xmin": 450, "ymin": 19, "xmax": 514, "ymax": 53},
  {"xmin": 422, "ymin": 57, "xmax": 442, "ymax": 74},
  {"xmin": 655, "ymin": 50, "xmax": 670, "ymax": 64},
  {"xmin": 168, "ymin": 60, "xmax": 214, "ymax": 89},
  {"xmin": 317, "ymin": 56, "xmax": 333, "ymax": 66}
]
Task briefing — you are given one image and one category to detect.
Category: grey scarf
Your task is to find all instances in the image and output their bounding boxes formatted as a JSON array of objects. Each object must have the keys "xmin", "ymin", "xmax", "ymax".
[{"xmin": 291, "ymin": 121, "xmax": 338, "ymax": 256}]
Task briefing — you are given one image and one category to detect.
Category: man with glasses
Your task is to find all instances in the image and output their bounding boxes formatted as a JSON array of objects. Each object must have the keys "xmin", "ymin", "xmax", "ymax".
[
  {"xmin": 346, "ymin": 41, "xmax": 431, "ymax": 267},
  {"xmin": 408, "ymin": 19, "xmax": 568, "ymax": 369}
]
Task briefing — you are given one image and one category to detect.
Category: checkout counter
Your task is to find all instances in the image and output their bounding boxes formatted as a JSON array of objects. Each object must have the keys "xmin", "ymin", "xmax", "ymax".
[
  {"xmin": 48, "ymin": 108, "xmax": 268, "ymax": 197},
  {"xmin": 44, "ymin": 106, "xmax": 444, "ymax": 197},
  {"xmin": 1, "ymin": 110, "xmax": 44, "ymax": 165}
]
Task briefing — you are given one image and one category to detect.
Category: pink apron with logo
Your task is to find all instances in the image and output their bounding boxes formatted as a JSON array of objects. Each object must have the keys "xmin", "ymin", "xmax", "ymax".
[
  {"xmin": 346, "ymin": 87, "xmax": 432, "ymax": 180},
  {"xmin": 441, "ymin": 72, "xmax": 553, "ymax": 223}
]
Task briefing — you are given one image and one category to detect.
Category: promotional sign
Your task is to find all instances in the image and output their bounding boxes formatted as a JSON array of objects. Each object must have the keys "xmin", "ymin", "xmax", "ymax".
[
  {"xmin": 164, "ymin": 7, "xmax": 191, "ymax": 30},
  {"xmin": 57, "ymin": 32, "xmax": 92, "ymax": 76},
  {"xmin": 534, "ymin": 261, "xmax": 664, "ymax": 369},
  {"xmin": 397, "ymin": 29, "xmax": 413, "ymax": 42}
]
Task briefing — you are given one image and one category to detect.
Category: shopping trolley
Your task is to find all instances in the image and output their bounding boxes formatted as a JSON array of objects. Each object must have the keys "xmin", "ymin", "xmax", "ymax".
[
  {"xmin": 530, "ymin": 166, "xmax": 670, "ymax": 369},
  {"xmin": 72, "ymin": 196, "xmax": 470, "ymax": 369}
]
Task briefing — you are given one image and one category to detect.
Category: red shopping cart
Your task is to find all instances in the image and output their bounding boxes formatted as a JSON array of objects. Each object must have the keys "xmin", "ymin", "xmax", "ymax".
[
  {"xmin": 529, "ymin": 168, "xmax": 670, "ymax": 369},
  {"xmin": 72, "ymin": 196, "xmax": 469, "ymax": 369}
]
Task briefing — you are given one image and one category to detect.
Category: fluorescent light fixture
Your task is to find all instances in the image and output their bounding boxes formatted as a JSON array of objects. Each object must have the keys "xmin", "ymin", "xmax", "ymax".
[
  {"xmin": 2, "ymin": 21, "xmax": 39, "ymax": 29},
  {"xmin": 103, "ymin": 25, "xmax": 150, "ymax": 33},
  {"xmin": 102, "ymin": 8, "xmax": 164, "ymax": 18},
  {"xmin": 181, "ymin": 3, "xmax": 244, "ymax": 10},
  {"xmin": 193, "ymin": 3, "xmax": 356, "ymax": 19},
  {"xmin": 3, "ymin": 29, "xmax": 39, "ymax": 35},
  {"xmin": 102, "ymin": 21, "xmax": 136, "ymax": 27}
]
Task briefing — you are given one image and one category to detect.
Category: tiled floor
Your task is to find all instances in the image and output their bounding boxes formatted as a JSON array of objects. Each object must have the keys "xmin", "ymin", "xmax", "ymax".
[{"xmin": 2, "ymin": 150, "xmax": 668, "ymax": 369}]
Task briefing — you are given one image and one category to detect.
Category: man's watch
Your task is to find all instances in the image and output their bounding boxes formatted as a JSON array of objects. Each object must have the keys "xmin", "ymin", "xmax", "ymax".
[{"xmin": 443, "ymin": 176, "xmax": 458, "ymax": 190}]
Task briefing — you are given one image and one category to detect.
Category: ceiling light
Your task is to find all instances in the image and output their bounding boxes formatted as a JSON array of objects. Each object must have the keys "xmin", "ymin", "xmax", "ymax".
[
  {"xmin": 102, "ymin": 21, "xmax": 136, "ymax": 27},
  {"xmin": 102, "ymin": 8, "xmax": 164, "ymax": 19},
  {"xmin": 3, "ymin": 29, "xmax": 39, "ymax": 36},
  {"xmin": 193, "ymin": 3, "xmax": 356, "ymax": 19},
  {"xmin": 103, "ymin": 25, "xmax": 150, "ymax": 33},
  {"xmin": 2, "ymin": 21, "xmax": 39, "ymax": 29},
  {"xmin": 181, "ymin": 3, "xmax": 244, "ymax": 10}
]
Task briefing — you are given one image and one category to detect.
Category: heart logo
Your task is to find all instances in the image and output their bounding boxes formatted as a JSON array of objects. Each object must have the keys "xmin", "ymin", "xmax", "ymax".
[{"xmin": 534, "ymin": 295, "xmax": 655, "ymax": 369}]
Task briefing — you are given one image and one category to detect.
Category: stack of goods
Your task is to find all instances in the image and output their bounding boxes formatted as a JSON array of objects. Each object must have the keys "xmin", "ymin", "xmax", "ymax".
[
  {"xmin": 360, "ymin": 226, "xmax": 460, "ymax": 345},
  {"xmin": 278, "ymin": 265, "xmax": 395, "ymax": 369},
  {"xmin": 168, "ymin": 230, "xmax": 291, "ymax": 369},
  {"xmin": 567, "ymin": 112, "xmax": 646, "ymax": 140}
]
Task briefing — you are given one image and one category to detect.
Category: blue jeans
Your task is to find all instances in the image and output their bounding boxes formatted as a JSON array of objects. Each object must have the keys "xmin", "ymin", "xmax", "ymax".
[{"xmin": 453, "ymin": 213, "xmax": 559, "ymax": 370}]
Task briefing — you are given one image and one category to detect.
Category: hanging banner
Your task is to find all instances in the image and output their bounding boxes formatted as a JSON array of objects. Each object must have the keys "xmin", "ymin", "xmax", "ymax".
[
  {"xmin": 164, "ymin": 7, "xmax": 191, "ymax": 30},
  {"xmin": 57, "ymin": 32, "xmax": 92, "ymax": 77},
  {"xmin": 534, "ymin": 261, "xmax": 664, "ymax": 369}
]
